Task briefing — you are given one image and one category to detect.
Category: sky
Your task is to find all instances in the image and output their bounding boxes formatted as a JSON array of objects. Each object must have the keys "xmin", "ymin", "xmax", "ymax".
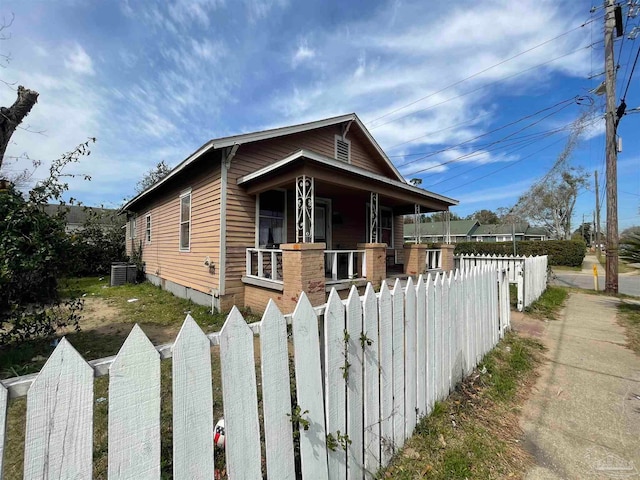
[{"xmin": 0, "ymin": 0, "xmax": 638, "ymax": 232}]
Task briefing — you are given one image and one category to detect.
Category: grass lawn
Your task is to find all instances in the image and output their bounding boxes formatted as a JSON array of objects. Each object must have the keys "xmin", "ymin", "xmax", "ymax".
[
  {"xmin": 379, "ymin": 332, "xmax": 544, "ymax": 479},
  {"xmin": 617, "ymin": 301, "xmax": 640, "ymax": 356},
  {"xmin": 524, "ymin": 286, "xmax": 568, "ymax": 320},
  {"xmin": 550, "ymin": 265, "xmax": 582, "ymax": 272},
  {"xmin": 596, "ymin": 252, "xmax": 638, "ymax": 274},
  {"xmin": 0, "ymin": 276, "xmax": 262, "ymax": 479}
]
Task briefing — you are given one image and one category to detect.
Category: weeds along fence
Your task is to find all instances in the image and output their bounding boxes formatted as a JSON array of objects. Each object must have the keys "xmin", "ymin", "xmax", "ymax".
[
  {"xmin": 1, "ymin": 266, "xmax": 510, "ymax": 480},
  {"xmin": 456, "ymin": 254, "xmax": 549, "ymax": 311}
]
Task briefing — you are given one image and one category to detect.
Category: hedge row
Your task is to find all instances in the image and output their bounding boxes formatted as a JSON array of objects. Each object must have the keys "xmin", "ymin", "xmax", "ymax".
[{"xmin": 454, "ymin": 240, "xmax": 586, "ymax": 267}]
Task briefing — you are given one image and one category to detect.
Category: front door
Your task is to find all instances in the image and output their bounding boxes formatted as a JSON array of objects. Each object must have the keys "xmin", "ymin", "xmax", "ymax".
[{"xmin": 314, "ymin": 198, "xmax": 331, "ymax": 248}]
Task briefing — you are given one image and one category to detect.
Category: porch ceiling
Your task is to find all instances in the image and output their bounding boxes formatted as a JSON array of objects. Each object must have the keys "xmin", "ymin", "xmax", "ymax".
[{"xmin": 237, "ymin": 149, "xmax": 458, "ymax": 213}]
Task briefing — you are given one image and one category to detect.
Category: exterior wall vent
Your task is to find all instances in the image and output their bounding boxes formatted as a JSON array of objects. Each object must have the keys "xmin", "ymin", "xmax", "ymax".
[{"xmin": 335, "ymin": 135, "xmax": 351, "ymax": 163}]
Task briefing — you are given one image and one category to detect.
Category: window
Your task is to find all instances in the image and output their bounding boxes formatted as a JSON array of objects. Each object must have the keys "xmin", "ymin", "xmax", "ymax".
[
  {"xmin": 258, "ymin": 190, "xmax": 285, "ymax": 247},
  {"xmin": 145, "ymin": 214, "xmax": 152, "ymax": 243},
  {"xmin": 179, "ymin": 191, "xmax": 191, "ymax": 251},
  {"xmin": 335, "ymin": 135, "xmax": 351, "ymax": 163},
  {"xmin": 129, "ymin": 216, "xmax": 136, "ymax": 239}
]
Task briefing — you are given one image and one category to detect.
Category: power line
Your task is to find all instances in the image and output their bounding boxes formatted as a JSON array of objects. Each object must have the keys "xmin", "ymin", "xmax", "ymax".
[
  {"xmin": 366, "ymin": 16, "xmax": 602, "ymax": 128},
  {"xmin": 369, "ymin": 42, "xmax": 601, "ymax": 130},
  {"xmin": 401, "ymin": 99, "xmax": 580, "ymax": 176},
  {"xmin": 439, "ymin": 136, "xmax": 569, "ymax": 194},
  {"xmin": 622, "ymin": 43, "xmax": 640, "ymax": 99},
  {"xmin": 423, "ymin": 114, "xmax": 602, "ymax": 189}
]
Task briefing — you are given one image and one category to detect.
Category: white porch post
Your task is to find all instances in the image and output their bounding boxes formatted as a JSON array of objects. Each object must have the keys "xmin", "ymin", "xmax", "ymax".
[
  {"xmin": 445, "ymin": 210, "xmax": 451, "ymax": 244},
  {"xmin": 295, "ymin": 175, "xmax": 314, "ymax": 243},
  {"xmin": 369, "ymin": 192, "xmax": 379, "ymax": 243},
  {"xmin": 414, "ymin": 204, "xmax": 420, "ymax": 244}
]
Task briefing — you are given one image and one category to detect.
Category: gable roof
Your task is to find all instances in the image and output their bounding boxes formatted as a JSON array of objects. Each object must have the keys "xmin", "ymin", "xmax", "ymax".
[
  {"xmin": 525, "ymin": 226, "xmax": 549, "ymax": 237},
  {"xmin": 473, "ymin": 223, "xmax": 529, "ymax": 236},
  {"xmin": 123, "ymin": 113, "xmax": 404, "ymax": 212},
  {"xmin": 43, "ymin": 204, "xmax": 122, "ymax": 225},
  {"xmin": 404, "ymin": 220, "xmax": 478, "ymax": 237}
]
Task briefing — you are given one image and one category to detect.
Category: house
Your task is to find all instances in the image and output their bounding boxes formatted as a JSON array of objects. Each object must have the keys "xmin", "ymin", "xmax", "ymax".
[
  {"xmin": 523, "ymin": 225, "xmax": 549, "ymax": 241},
  {"xmin": 121, "ymin": 113, "xmax": 458, "ymax": 313},
  {"xmin": 404, "ymin": 220, "xmax": 480, "ymax": 243},
  {"xmin": 43, "ymin": 204, "xmax": 123, "ymax": 233},
  {"xmin": 470, "ymin": 222, "xmax": 529, "ymax": 242}
]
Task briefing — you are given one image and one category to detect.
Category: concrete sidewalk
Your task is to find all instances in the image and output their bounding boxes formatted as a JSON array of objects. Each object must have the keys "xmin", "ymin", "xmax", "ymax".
[{"xmin": 517, "ymin": 293, "xmax": 640, "ymax": 479}]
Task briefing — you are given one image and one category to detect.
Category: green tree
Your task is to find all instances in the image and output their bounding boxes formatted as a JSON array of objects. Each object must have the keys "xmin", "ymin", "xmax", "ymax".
[
  {"xmin": 619, "ymin": 232, "xmax": 640, "ymax": 264},
  {"xmin": 0, "ymin": 139, "xmax": 94, "ymax": 344},
  {"xmin": 467, "ymin": 209, "xmax": 500, "ymax": 224},
  {"xmin": 136, "ymin": 160, "xmax": 171, "ymax": 193}
]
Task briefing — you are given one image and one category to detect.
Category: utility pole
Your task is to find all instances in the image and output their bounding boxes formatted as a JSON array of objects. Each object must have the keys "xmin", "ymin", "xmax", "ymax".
[
  {"xmin": 604, "ymin": 0, "xmax": 619, "ymax": 294},
  {"xmin": 595, "ymin": 170, "xmax": 601, "ymax": 257}
]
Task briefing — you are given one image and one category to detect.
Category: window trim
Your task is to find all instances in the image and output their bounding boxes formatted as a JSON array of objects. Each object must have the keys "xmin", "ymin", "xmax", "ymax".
[
  {"xmin": 145, "ymin": 213, "xmax": 152, "ymax": 243},
  {"xmin": 334, "ymin": 134, "xmax": 351, "ymax": 163},
  {"xmin": 255, "ymin": 189, "xmax": 287, "ymax": 248},
  {"xmin": 179, "ymin": 189, "xmax": 192, "ymax": 252},
  {"xmin": 129, "ymin": 216, "xmax": 137, "ymax": 240}
]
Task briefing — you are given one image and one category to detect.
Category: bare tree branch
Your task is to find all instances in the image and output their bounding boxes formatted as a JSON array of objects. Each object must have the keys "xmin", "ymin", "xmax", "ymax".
[{"xmin": 0, "ymin": 85, "xmax": 39, "ymax": 170}]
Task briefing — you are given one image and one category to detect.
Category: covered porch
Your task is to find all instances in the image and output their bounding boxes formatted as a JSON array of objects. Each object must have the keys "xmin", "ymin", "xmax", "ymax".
[{"xmin": 238, "ymin": 149, "xmax": 458, "ymax": 312}]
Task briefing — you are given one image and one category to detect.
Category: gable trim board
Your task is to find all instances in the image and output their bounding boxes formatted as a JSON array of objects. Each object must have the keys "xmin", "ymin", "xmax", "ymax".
[{"xmin": 237, "ymin": 149, "xmax": 458, "ymax": 208}]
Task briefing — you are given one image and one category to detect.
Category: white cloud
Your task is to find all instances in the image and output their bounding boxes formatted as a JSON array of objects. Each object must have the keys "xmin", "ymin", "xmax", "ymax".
[
  {"xmin": 64, "ymin": 44, "xmax": 95, "ymax": 76},
  {"xmin": 292, "ymin": 40, "xmax": 315, "ymax": 67},
  {"xmin": 245, "ymin": 0, "xmax": 288, "ymax": 23}
]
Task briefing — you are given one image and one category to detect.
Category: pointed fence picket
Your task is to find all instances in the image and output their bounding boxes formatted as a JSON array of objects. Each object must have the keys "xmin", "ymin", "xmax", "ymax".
[
  {"xmin": 260, "ymin": 301, "xmax": 296, "ymax": 480},
  {"xmin": 172, "ymin": 315, "xmax": 214, "ymax": 480},
  {"xmin": 24, "ymin": 338, "xmax": 93, "ymax": 479},
  {"xmin": 325, "ymin": 289, "xmax": 347, "ymax": 479},
  {"xmin": 1, "ymin": 264, "xmax": 514, "ymax": 480},
  {"xmin": 108, "ymin": 324, "xmax": 161, "ymax": 480},
  {"xmin": 362, "ymin": 284, "xmax": 381, "ymax": 474}
]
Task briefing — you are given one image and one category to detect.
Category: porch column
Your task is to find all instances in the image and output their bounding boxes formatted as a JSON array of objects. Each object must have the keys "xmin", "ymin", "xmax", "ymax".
[
  {"xmin": 369, "ymin": 192, "xmax": 379, "ymax": 243},
  {"xmin": 357, "ymin": 243, "xmax": 387, "ymax": 289},
  {"xmin": 281, "ymin": 242, "xmax": 326, "ymax": 313},
  {"xmin": 295, "ymin": 175, "xmax": 314, "ymax": 243},
  {"xmin": 414, "ymin": 204, "xmax": 420, "ymax": 244},
  {"xmin": 403, "ymin": 243, "xmax": 429, "ymax": 278},
  {"xmin": 437, "ymin": 243, "xmax": 456, "ymax": 272}
]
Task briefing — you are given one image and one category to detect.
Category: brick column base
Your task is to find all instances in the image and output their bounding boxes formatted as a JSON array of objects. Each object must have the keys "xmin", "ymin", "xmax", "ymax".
[
  {"xmin": 403, "ymin": 244, "xmax": 429, "ymax": 277},
  {"xmin": 357, "ymin": 243, "xmax": 387, "ymax": 289},
  {"xmin": 436, "ymin": 243, "xmax": 456, "ymax": 272},
  {"xmin": 281, "ymin": 243, "xmax": 326, "ymax": 313}
]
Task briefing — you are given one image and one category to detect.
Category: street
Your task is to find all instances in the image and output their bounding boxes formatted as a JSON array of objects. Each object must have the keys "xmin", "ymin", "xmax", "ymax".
[{"xmin": 550, "ymin": 255, "xmax": 640, "ymax": 297}]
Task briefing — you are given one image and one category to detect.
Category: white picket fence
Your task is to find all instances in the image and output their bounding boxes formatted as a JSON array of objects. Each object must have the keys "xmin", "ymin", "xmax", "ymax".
[
  {"xmin": 456, "ymin": 254, "xmax": 549, "ymax": 311},
  {"xmin": 0, "ymin": 266, "xmax": 510, "ymax": 480}
]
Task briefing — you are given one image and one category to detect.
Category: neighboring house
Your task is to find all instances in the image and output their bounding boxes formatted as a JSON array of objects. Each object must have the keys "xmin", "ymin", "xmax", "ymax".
[
  {"xmin": 43, "ymin": 204, "xmax": 123, "ymax": 233},
  {"xmin": 404, "ymin": 220, "xmax": 480, "ymax": 243},
  {"xmin": 470, "ymin": 222, "xmax": 528, "ymax": 242},
  {"xmin": 523, "ymin": 225, "xmax": 549, "ymax": 241},
  {"xmin": 121, "ymin": 113, "xmax": 458, "ymax": 313}
]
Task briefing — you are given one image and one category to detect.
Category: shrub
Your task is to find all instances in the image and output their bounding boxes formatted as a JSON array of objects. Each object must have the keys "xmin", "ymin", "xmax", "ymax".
[
  {"xmin": 454, "ymin": 240, "xmax": 586, "ymax": 266},
  {"xmin": 67, "ymin": 208, "xmax": 126, "ymax": 276}
]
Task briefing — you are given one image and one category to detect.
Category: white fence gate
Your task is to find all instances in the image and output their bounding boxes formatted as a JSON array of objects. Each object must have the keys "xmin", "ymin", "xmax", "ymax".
[
  {"xmin": 1, "ymin": 266, "xmax": 511, "ymax": 480},
  {"xmin": 456, "ymin": 254, "xmax": 549, "ymax": 311}
]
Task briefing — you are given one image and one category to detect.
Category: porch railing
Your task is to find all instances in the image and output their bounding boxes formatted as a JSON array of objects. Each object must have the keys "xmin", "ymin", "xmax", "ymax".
[
  {"xmin": 246, "ymin": 248, "xmax": 283, "ymax": 282},
  {"xmin": 325, "ymin": 250, "xmax": 366, "ymax": 283},
  {"xmin": 426, "ymin": 249, "xmax": 442, "ymax": 270}
]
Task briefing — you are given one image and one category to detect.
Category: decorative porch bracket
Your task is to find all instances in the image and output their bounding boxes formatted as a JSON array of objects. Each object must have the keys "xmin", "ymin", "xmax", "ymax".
[
  {"xmin": 414, "ymin": 204, "xmax": 420, "ymax": 244},
  {"xmin": 369, "ymin": 192, "xmax": 379, "ymax": 243},
  {"xmin": 295, "ymin": 175, "xmax": 314, "ymax": 243}
]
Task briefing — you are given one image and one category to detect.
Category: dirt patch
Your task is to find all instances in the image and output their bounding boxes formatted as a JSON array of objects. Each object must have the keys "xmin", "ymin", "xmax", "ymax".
[{"xmin": 75, "ymin": 297, "xmax": 181, "ymax": 345}]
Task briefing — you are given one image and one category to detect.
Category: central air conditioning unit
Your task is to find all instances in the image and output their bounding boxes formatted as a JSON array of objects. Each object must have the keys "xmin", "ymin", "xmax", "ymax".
[{"xmin": 111, "ymin": 263, "xmax": 137, "ymax": 286}]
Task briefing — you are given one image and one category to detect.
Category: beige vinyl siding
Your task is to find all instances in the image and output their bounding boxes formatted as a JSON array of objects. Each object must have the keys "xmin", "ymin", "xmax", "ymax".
[{"xmin": 129, "ymin": 159, "xmax": 221, "ymax": 296}]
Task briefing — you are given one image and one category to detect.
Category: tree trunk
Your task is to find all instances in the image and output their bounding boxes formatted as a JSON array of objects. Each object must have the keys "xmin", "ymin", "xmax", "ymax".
[{"xmin": 0, "ymin": 85, "xmax": 39, "ymax": 172}]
